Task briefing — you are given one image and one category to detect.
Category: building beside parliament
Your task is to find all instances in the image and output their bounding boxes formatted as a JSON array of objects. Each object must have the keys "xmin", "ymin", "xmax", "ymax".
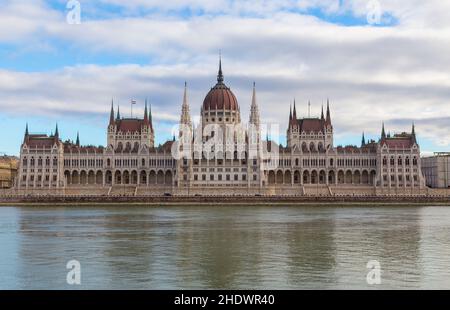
[{"xmin": 16, "ymin": 61, "xmax": 427, "ymax": 196}]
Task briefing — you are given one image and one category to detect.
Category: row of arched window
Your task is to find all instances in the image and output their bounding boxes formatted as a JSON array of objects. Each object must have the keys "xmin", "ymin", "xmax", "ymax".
[
  {"xmin": 23, "ymin": 156, "xmax": 57, "ymax": 167},
  {"xmin": 382, "ymin": 156, "xmax": 418, "ymax": 166}
]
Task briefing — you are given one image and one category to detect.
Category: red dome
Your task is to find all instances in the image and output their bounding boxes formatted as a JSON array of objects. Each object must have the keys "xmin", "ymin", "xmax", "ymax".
[
  {"xmin": 203, "ymin": 57, "xmax": 239, "ymax": 111},
  {"xmin": 202, "ymin": 83, "xmax": 239, "ymax": 111}
]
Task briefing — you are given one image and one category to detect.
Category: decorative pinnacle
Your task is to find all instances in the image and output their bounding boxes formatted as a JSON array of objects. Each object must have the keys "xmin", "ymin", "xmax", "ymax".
[{"xmin": 217, "ymin": 52, "xmax": 224, "ymax": 84}]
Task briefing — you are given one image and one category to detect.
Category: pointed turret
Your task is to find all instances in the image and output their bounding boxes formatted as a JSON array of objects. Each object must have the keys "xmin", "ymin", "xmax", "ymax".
[
  {"xmin": 381, "ymin": 122, "xmax": 386, "ymax": 139},
  {"xmin": 23, "ymin": 123, "xmax": 29, "ymax": 143},
  {"xmin": 249, "ymin": 82, "xmax": 261, "ymax": 137},
  {"xmin": 116, "ymin": 105, "xmax": 121, "ymax": 120},
  {"xmin": 325, "ymin": 99, "xmax": 331, "ymax": 125},
  {"xmin": 321, "ymin": 105, "xmax": 324, "ymax": 120},
  {"xmin": 144, "ymin": 99, "xmax": 149, "ymax": 126},
  {"xmin": 180, "ymin": 82, "xmax": 192, "ymax": 131},
  {"xmin": 289, "ymin": 105, "xmax": 292, "ymax": 126},
  {"xmin": 109, "ymin": 99, "xmax": 115, "ymax": 126},
  {"xmin": 54, "ymin": 123, "xmax": 59, "ymax": 138},
  {"xmin": 412, "ymin": 122, "xmax": 417, "ymax": 143},
  {"xmin": 76, "ymin": 132, "xmax": 80, "ymax": 147},
  {"xmin": 217, "ymin": 53, "xmax": 224, "ymax": 84},
  {"xmin": 149, "ymin": 104, "xmax": 153, "ymax": 131},
  {"xmin": 293, "ymin": 100, "xmax": 297, "ymax": 120},
  {"xmin": 361, "ymin": 132, "xmax": 366, "ymax": 147}
]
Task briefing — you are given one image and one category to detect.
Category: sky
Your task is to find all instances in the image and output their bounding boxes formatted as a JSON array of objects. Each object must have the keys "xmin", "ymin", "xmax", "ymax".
[{"xmin": 0, "ymin": 0, "xmax": 450, "ymax": 156}]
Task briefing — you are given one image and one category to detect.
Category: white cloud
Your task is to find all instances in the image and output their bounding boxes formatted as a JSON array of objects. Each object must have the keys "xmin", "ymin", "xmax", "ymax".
[{"xmin": 0, "ymin": 0, "xmax": 449, "ymax": 148}]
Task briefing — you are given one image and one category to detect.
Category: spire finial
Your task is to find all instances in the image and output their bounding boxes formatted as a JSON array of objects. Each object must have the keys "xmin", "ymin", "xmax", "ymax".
[
  {"xmin": 149, "ymin": 103, "xmax": 153, "ymax": 130},
  {"xmin": 144, "ymin": 98, "xmax": 149, "ymax": 124},
  {"xmin": 326, "ymin": 99, "xmax": 331, "ymax": 124},
  {"xmin": 381, "ymin": 122, "xmax": 386, "ymax": 139},
  {"xmin": 251, "ymin": 82, "xmax": 257, "ymax": 106},
  {"xmin": 217, "ymin": 51, "xmax": 224, "ymax": 83},
  {"xmin": 117, "ymin": 105, "xmax": 121, "ymax": 120},
  {"xmin": 76, "ymin": 131, "xmax": 80, "ymax": 146},
  {"xmin": 321, "ymin": 104, "xmax": 324, "ymax": 119},
  {"xmin": 293, "ymin": 99, "xmax": 297, "ymax": 120},
  {"xmin": 183, "ymin": 82, "xmax": 188, "ymax": 106},
  {"xmin": 109, "ymin": 99, "xmax": 115, "ymax": 125},
  {"xmin": 25, "ymin": 123, "xmax": 29, "ymax": 136},
  {"xmin": 361, "ymin": 131, "xmax": 366, "ymax": 146},
  {"xmin": 55, "ymin": 123, "xmax": 59, "ymax": 137}
]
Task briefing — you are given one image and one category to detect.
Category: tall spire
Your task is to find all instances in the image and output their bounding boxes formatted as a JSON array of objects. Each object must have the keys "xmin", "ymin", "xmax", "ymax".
[
  {"xmin": 412, "ymin": 122, "xmax": 417, "ymax": 143},
  {"xmin": 217, "ymin": 52, "xmax": 224, "ymax": 84},
  {"xmin": 116, "ymin": 105, "xmax": 121, "ymax": 120},
  {"xmin": 24, "ymin": 123, "xmax": 29, "ymax": 143},
  {"xmin": 180, "ymin": 82, "xmax": 192, "ymax": 130},
  {"xmin": 361, "ymin": 132, "xmax": 366, "ymax": 147},
  {"xmin": 326, "ymin": 99, "xmax": 331, "ymax": 125},
  {"xmin": 381, "ymin": 122, "xmax": 386, "ymax": 139},
  {"xmin": 321, "ymin": 104, "xmax": 324, "ymax": 120},
  {"xmin": 109, "ymin": 99, "xmax": 115, "ymax": 125},
  {"xmin": 76, "ymin": 132, "xmax": 80, "ymax": 146},
  {"xmin": 293, "ymin": 99, "xmax": 297, "ymax": 120},
  {"xmin": 249, "ymin": 82, "xmax": 260, "ymax": 130},
  {"xmin": 55, "ymin": 123, "xmax": 59, "ymax": 137},
  {"xmin": 149, "ymin": 103, "xmax": 153, "ymax": 131},
  {"xmin": 289, "ymin": 104, "xmax": 292, "ymax": 124},
  {"xmin": 144, "ymin": 98, "xmax": 149, "ymax": 125}
]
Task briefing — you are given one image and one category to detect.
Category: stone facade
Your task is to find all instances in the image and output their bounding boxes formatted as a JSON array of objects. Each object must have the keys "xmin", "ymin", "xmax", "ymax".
[
  {"xmin": 0, "ymin": 156, "xmax": 18, "ymax": 188},
  {"xmin": 16, "ymin": 62, "xmax": 427, "ymax": 196},
  {"xmin": 422, "ymin": 153, "xmax": 450, "ymax": 188}
]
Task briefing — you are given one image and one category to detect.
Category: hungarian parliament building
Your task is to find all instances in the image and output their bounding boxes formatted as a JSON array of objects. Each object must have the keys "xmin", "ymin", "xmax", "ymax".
[{"xmin": 16, "ymin": 61, "xmax": 427, "ymax": 196}]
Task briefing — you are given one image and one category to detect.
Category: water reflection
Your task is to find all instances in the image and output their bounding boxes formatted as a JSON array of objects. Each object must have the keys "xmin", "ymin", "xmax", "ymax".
[{"xmin": 0, "ymin": 206, "xmax": 449, "ymax": 289}]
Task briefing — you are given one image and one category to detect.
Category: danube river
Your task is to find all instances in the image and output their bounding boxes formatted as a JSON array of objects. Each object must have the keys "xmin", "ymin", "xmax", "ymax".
[{"xmin": 1, "ymin": 205, "xmax": 449, "ymax": 289}]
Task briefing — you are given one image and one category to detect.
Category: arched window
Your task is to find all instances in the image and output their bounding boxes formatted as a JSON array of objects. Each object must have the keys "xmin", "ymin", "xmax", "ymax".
[
  {"xmin": 23, "ymin": 157, "xmax": 27, "ymax": 166},
  {"xmin": 142, "ymin": 158, "xmax": 146, "ymax": 167},
  {"xmin": 390, "ymin": 157, "xmax": 395, "ymax": 166},
  {"xmin": 398, "ymin": 157, "xmax": 403, "ymax": 166}
]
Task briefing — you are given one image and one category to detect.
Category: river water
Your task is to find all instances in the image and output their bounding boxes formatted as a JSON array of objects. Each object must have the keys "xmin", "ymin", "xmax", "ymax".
[{"xmin": 0, "ymin": 205, "xmax": 449, "ymax": 289}]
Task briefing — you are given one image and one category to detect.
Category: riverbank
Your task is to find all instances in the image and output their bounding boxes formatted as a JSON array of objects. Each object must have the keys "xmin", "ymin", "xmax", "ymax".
[{"xmin": 1, "ymin": 195, "xmax": 450, "ymax": 206}]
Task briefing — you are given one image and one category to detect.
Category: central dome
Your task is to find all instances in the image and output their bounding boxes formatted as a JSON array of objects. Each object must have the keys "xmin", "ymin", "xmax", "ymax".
[{"xmin": 202, "ymin": 59, "xmax": 239, "ymax": 111}]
